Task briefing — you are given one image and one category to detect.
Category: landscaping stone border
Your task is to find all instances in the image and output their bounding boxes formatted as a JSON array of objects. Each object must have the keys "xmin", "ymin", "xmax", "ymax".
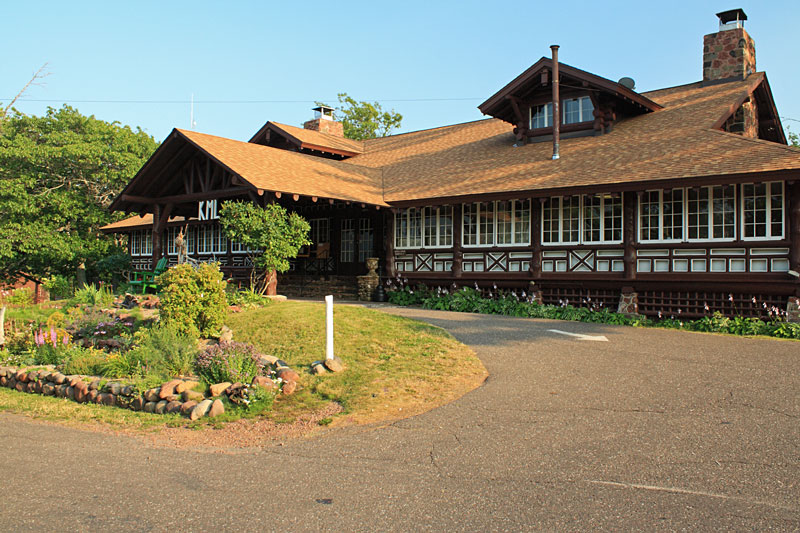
[{"xmin": 0, "ymin": 356, "xmax": 299, "ymax": 421}]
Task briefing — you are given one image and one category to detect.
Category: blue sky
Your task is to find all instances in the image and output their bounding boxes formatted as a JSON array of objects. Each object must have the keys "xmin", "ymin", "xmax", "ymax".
[{"xmin": 3, "ymin": 1, "xmax": 799, "ymax": 142}]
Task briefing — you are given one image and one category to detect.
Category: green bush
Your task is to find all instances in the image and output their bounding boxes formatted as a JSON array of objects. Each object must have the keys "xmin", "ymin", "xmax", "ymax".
[
  {"xmin": 43, "ymin": 275, "xmax": 72, "ymax": 301},
  {"xmin": 226, "ymin": 286, "xmax": 272, "ymax": 308},
  {"xmin": 157, "ymin": 263, "xmax": 228, "ymax": 337},
  {"xmin": 3, "ymin": 287, "xmax": 34, "ymax": 306},
  {"xmin": 126, "ymin": 324, "xmax": 198, "ymax": 378},
  {"xmin": 0, "ymin": 348, "xmax": 27, "ymax": 367},
  {"xmin": 61, "ymin": 346, "xmax": 108, "ymax": 376},
  {"xmin": 69, "ymin": 284, "xmax": 114, "ymax": 308},
  {"xmin": 194, "ymin": 341, "xmax": 264, "ymax": 385}
]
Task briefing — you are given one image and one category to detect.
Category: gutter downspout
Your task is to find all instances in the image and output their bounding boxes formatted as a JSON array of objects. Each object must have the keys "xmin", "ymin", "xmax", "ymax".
[{"xmin": 551, "ymin": 45, "xmax": 561, "ymax": 161}]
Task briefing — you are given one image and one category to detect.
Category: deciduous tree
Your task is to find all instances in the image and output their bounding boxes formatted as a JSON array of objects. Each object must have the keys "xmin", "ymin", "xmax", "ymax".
[{"xmin": 318, "ymin": 93, "xmax": 402, "ymax": 140}]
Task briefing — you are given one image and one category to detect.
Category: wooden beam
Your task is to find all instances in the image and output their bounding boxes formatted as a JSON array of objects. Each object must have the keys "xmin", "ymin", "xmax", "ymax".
[
  {"xmin": 121, "ymin": 186, "xmax": 252, "ymax": 205},
  {"xmin": 274, "ymin": 192, "xmax": 282, "ymax": 199},
  {"xmin": 292, "ymin": 194, "xmax": 300, "ymax": 201}
]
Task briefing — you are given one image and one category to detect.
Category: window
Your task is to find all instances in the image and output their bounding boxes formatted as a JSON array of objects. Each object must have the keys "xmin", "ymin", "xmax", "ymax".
[
  {"xmin": 129, "ymin": 231, "xmax": 140, "ymax": 256},
  {"xmin": 358, "ymin": 218, "xmax": 374, "ymax": 262},
  {"xmin": 309, "ymin": 218, "xmax": 330, "ymax": 245},
  {"xmin": 341, "ymin": 219, "xmax": 354, "ymax": 262},
  {"xmin": 530, "ymin": 103, "xmax": 552, "ymax": 129},
  {"xmin": 130, "ymin": 230, "xmax": 152, "ymax": 256},
  {"xmin": 462, "ymin": 200, "xmax": 531, "ymax": 247},
  {"xmin": 688, "ymin": 186, "xmax": 735, "ymax": 240},
  {"xmin": 496, "ymin": 200, "xmax": 531, "ymax": 245},
  {"xmin": 197, "ymin": 224, "xmax": 227, "ymax": 254},
  {"xmin": 394, "ymin": 208, "xmax": 424, "ymax": 248},
  {"xmin": 462, "ymin": 204, "xmax": 478, "ymax": 246},
  {"xmin": 462, "ymin": 202, "xmax": 495, "ymax": 246},
  {"xmin": 742, "ymin": 182, "xmax": 784, "ymax": 239},
  {"xmin": 422, "ymin": 206, "xmax": 452, "ymax": 248},
  {"xmin": 542, "ymin": 194, "xmax": 622, "ymax": 245},
  {"xmin": 639, "ymin": 189, "xmax": 684, "ymax": 242},
  {"xmin": 563, "ymin": 96, "xmax": 594, "ymax": 124}
]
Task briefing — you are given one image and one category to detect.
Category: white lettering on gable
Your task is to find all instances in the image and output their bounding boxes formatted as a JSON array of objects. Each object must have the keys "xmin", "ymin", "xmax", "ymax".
[{"xmin": 198, "ymin": 200, "xmax": 218, "ymax": 221}]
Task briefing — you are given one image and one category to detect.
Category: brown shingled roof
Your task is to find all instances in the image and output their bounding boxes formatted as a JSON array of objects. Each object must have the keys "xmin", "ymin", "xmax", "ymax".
[
  {"xmin": 338, "ymin": 74, "xmax": 800, "ymax": 202},
  {"xmin": 177, "ymin": 129, "xmax": 386, "ymax": 206}
]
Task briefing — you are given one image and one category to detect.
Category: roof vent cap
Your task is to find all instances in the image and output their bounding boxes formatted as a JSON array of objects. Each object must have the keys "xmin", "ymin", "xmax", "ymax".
[
  {"xmin": 313, "ymin": 105, "xmax": 335, "ymax": 121},
  {"xmin": 618, "ymin": 77, "xmax": 636, "ymax": 90},
  {"xmin": 716, "ymin": 8, "xmax": 747, "ymax": 31}
]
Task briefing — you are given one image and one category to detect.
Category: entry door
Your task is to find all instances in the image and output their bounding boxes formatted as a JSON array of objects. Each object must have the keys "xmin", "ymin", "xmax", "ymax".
[{"xmin": 339, "ymin": 218, "xmax": 357, "ymax": 275}]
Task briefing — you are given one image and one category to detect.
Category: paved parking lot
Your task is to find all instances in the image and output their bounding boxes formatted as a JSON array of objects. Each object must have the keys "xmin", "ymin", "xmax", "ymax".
[{"xmin": 0, "ymin": 308, "xmax": 797, "ymax": 531}]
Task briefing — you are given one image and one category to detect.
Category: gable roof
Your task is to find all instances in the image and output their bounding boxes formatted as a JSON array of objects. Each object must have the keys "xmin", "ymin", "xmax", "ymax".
[
  {"xmin": 478, "ymin": 57, "xmax": 663, "ymax": 125},
  {"xmin": 249, "ymin": 121, "xmax": 364, "ymax": 157}
]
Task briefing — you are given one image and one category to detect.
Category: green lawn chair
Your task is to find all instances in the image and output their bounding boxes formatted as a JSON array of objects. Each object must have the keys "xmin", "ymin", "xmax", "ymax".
[{"xmin": 129, "ymin": 256, "xmax": 169, "ymax": 294}]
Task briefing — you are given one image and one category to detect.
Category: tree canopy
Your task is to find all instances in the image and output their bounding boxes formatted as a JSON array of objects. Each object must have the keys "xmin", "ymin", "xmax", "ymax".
[
  {"xmin": 218, "ymin": 201, "xmax": 311, "ymax": 294},
  {"xmin": 318, "ymin": 93, "xmax": 403, "ymax": 140},
  {"xmin": 0, "ymin": 105, "xmax": 159, "ymax": 283}
]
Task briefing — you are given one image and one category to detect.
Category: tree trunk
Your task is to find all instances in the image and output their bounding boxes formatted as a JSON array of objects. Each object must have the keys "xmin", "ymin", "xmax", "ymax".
[{"xmin": 76, "ymin": 261, "xmax": 87, "ymax": 288}]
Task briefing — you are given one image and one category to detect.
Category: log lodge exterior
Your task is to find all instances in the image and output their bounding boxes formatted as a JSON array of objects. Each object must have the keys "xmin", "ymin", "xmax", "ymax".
[{"xmin": 103, "ymin": 10, "xmax": 800, "ymax": 320}]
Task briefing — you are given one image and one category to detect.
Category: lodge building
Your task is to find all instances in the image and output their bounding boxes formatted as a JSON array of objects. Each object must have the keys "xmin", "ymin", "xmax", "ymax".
[{"xmin": 103, "ymin": 10, "xmax": 800, "ymax": 319}]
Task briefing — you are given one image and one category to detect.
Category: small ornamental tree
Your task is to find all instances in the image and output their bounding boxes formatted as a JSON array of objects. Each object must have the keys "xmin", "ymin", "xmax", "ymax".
[
  {"xmin": 157, "ymin": 263, "xmax": 228, "ymax": 337},
  {"xmin": 219, "ymin": 201, "xmax": 311, "ymax": 295}
]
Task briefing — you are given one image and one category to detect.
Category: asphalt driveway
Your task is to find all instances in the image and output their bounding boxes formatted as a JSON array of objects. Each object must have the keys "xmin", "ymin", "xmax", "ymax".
[{"xmin": 0, "ymin": 307, "xmax": 797, "ymax": 531}]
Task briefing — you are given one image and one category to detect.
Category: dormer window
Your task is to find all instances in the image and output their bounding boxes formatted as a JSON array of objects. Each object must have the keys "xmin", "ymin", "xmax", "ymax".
[
  {"xmin": 530, "ymin": 103, "xmax": 553, "ymax": 129},
  {"xmin": 563, "ymin": 96, "xmax": 594, "ymax": 124},
  {"xmin": 529, "ymin": 96, "xmax": 595, "ymax": 130}
]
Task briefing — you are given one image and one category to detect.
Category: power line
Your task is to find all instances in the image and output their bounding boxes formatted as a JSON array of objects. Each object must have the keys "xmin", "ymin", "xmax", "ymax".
[{"xmin": 1, "ymin": 97, "xmax": 483, "ymax": 104}]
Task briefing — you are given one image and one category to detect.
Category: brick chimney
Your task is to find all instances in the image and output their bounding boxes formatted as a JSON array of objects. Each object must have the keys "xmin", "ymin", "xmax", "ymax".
[
  {"xmin": 303, "ymin": 105, "xmax": 344, "ymax": 137},
  {"xmin": 703, "ymin": 9, "xmax": 756, "ymax": 82}
]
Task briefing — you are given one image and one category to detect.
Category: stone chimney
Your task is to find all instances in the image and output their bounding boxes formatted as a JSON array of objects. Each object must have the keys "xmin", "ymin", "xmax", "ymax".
[
  {"xmin": 303, "ymin": 105, "xmax": 344, "ymax": 137},
  {"xmin": 703, "ymin": 9, "xmax": 756, "ymax": 82}
]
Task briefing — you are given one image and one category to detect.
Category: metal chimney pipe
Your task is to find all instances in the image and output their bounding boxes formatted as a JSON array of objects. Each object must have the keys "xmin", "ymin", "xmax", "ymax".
[{"xmin": 551, "ymin": 45, "xmax": 561, "ymax": 161}]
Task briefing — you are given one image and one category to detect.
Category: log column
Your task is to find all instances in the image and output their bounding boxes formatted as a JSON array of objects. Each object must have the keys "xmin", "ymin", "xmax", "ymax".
[
  {"xmin": 151, "ymin": 204, "xmax": 163, "ymax": 270},
  {"xmin": 385, "ymin": 210, "xmax": 397, "ymax": 279},
  {"xmin": 790, "ymin": 181, "xmax": 800, "ymax": 275},
  {"xmin": 623, "ymin": 192, "xmax": 637, "ymax": 281},
  {"xmin": 452, "ymin": 203, "xmax": 463, "ymax": 278},
  {"xmin": 530, "ymin": 197, "xmax": 543, "ymax": 279}
]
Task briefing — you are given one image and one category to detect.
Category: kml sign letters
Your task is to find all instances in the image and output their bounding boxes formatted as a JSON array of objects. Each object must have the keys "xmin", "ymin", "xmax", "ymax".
[{"xmin": 198, "ymin": 200, "xmax": 218, "ymax": 221}]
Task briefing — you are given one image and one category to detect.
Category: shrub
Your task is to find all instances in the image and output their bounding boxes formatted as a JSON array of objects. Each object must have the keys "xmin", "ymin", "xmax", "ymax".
[
  {"xmin": 69, "ymin": 284, "xmax": 114, "ymax": 308},
  {"xmin": 194, "ymin": 341, "xmax": 264, "ymax": 385},
  {"xmin": 61, "ymin": 346, "xmax": 108, "ymax": 376},
  {"xmin": 226, "ymin": 286, "xmax": 272, "ymax": 308},
  {"xmin": 43, "ymin": 275, "xmax": 72, "ymax": 301},
  {"xmin": 0, "ymin": 348, "xmax": 27, "ymax": 367},
  {"xmin": 68, "ymin": 310, "xmax": 138, "ymax": 351},
  {"xmin": 127, "ymin": 324, "xmax": 198, "ymax": 377},
  {"xmin": 3, "ymin": 287, "xmax": 34, "ymax": 307},
  {"xmin": 157, "ymin": 263, "xmax": 228, "ymax": 337},
  {"xmin": 32, "ymin": 326, "xmax": 72, "ymax": 365}
]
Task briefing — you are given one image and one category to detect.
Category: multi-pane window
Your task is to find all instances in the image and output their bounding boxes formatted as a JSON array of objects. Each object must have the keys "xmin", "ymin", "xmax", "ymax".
[
  {"xmin": 563, "ymin": 96, "xmax": 594, "ymax": 124},
  {"xmin": 396, "ymin": 207, "xmax": 449, "ymax": 248},
  {"xmin": 166, "ymin": 227, "xmax": 180, "ymax": 255},
  {"xmin": 129, "ymin": 230, "xmax": 153, "ymax": 256},
  {"xmin": 340, "ymin": 219, "xmax": 355, "ymax": 262},
  {"xmin": 422, "ymin": 206, "xmax": 453, "ymax": 248},
  {"xmin": 639, "ymin": 190, "xmax": 684, "ymax": 242},
  {"xmin": 530, "ymin": 103, "xmax": 552, "ymax": 129},
  {"xmin": 309, "ymin": 218, "xmax": 330, "ymax": 245},
  {"xmin": 197, "ymin": 224, "xmax": 227, "ymax": 254},
  {"xmin": 742, "ymin": 182, "xmax": 784, "ymax": 239},
  {"xmin": 688, "ymin": 186, "xmax": 735, "ymax": 240},
  {"xmin": 462, "ymin": 200, "xmax": 531, "ymax": 247},
  {"xmin": 542, "ymin": 194, "xmax": 622, "ymax": 244},
  {"xmin": 358, "ymin": 218, "xmax": 374, "ymax": 262}
]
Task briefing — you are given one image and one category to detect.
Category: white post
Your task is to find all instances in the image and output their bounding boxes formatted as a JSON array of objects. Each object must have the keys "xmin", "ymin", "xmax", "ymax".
[{"xmin": 325, "ymin": 294, "xmax": 334, "ymax": 360}]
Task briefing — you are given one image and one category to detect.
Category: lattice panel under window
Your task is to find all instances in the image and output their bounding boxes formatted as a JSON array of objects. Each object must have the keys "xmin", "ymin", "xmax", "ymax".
[{"xmin": 637, "ymin": 291, "xmax": 785, "ymax": 319}]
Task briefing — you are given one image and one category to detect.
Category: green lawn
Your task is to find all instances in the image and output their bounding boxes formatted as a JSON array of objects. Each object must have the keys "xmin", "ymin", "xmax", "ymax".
[{"xmin": 226, "ymin": 301, "xmax": 487, "ymax": 425}]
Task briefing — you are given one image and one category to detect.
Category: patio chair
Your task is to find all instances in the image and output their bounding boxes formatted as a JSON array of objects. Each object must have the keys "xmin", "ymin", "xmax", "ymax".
[{"xmin": 129, "ymin": 256, "xmax": 169, "ymax": 294}]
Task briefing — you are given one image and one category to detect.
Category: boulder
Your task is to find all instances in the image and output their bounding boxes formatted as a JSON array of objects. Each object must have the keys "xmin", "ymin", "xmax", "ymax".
[
  {"xmin": 252, "ymin": 376, "xmax": 277, "ymax": 390},
  {"xmin": 218, "ymin": 325, "xmax": 234, "ymax": 343},
  {"xmin": 144, "ymin": 388, "xmax": 161, "ymax": 403},
  {"xmin": 88, "ymin": 379, "xmax": 100, "ymax": 391},
  {"xmin": 52, "ymin": 373, "xmax": 66, "ymax": 385},
  {"xmin": 86, "ymin": 390, "xmax": 99, "ymax": 403},
  {"xmin": 277, "ymin": 368, "xmax": 300, "ymax": 383},
  {"xmin": 16, "ymin": 371, "xmax": 29, "ymax": 383},
  {"xmin": 34, "ymin": 380, "xmax": 44, "ymax": 394},
  {"xmin": 74, "ymin": 384, "xmax": 88, "ymax": 403},
  {"xmin": 311, "ymin": 362, "xmax": 328, "ymax": 375},
  {"xmin": 176, "ymin": 380, "xmax": 200, "ymax": 394},
  {"xmin": 179, "ymin": 401, "xmax": 198, "ymax": 416},
  {"xmin": 26, "ymin": 371, "xmax": 38, "ymax": 383},
  {"xmin": 323, "ymin": 357, "xmax": 345, "ymax": 373},
  {"xmin": 131, "ymin": 397, "xmax": 145, "ymax": 411},
  {"xmin": 121, "ymin": 386, "xmax": 134, "ymax": 397},
  {"xmin": 98, "ymin": 393, "xmax": 115, "ymax": 406},
  {"xmin": 209, "ymin": 382, "xmax": 232, "ymax": 397},
  {"xmin": 43, "ymin": 383, "xmax": 55, "ymax": 396},
  {"xmin": 25, "ymin": 382, "xmax": 36, "ymax": 393},
  {"xmin": 182, "ymin": 389, "xmax": 205, "ymax": 402},
  {"xmin": 166, "ymin": 401, "xmax": 182, "ymax": 414},
  {"xmin": 159, "ymin": 380, "xmax": 183, "ymax": 399},
  {"xmin": 190, "ymin": 399, "xmax": 213, "ymax": 420},
  {"xmin": 275, "ymin": 360, "xmax": 289, "ymax": 369},
  {"xmin": 68, "ymin": 376, "xmax": 82, "ymax": 388},
  {"xmin": 8, "ymin": 378, "xmax": 17, "ymax": 389},
  {"xmin": 208, "ymin": 399, "xmax": 224, "ymax": 418},
  {"xmin": 143, "ymin": 401, "xmax": 157, "ymax": 413},
  {"xmin": 282, "ymin": 381, "xmax": 297, "ymax": 395},
  {"xmin": 116, "ymin": 395, "xmax": 132, "ymax": 409},
  {"xmin": 225, "ymin": 382, "xmax": 243, "ymax": 395},
  {"xmin": 258, "ymin": 354, "xmax": 279, "ymax": 366},
  {"xmin": 56, "ymin": 384, "xmax": 68, "ymax": 397},
  {"xmin": 154, "ymin": 400, "xmax": 168, "ymax": 415},
  {"xmin": 107, "ymin": 382, "xmax": 122, "ymax": 395},
  {"xmin": 0, "ymin": 377, "xmax": 6, "ymax": 387},
  {"xmin": 66, "ymin": 386, "xmax": 75, "ymax": 400}
]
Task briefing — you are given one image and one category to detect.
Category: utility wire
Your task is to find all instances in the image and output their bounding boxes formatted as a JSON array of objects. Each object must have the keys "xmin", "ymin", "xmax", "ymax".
[{"xmin": 1, "ymin": 97, "xmax": 483, "ymax": 104}]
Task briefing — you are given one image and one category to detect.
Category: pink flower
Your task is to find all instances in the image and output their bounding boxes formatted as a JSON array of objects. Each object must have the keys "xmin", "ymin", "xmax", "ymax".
[{"xmin": 50, "ymin": 327, "xmax": 57, "ymax": 347}]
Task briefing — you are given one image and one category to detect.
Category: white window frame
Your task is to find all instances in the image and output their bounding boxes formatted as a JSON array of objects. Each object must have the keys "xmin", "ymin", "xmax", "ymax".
[
  {"xmin": 423, "ymin": 206, "xmax": 453, "ymax": 249},
  {"xmin": 541, "ymin": 194, "xmax": 622, "ymax": 246},
  {"xmin": 340, "ymin": 218, "xmax": 355, "ymax": 262},
  {"xmin": 741, "ymin": 181, "xmax": 784, "ymax": 241},
  {"xmin": 462, "ymin": 200, "xmax": 531, "ymax": 248},
  {"xmin": 358, "ymin": 218, "xmax": 374, "ymax": 262},
  {"xmin": 529, "ymin": 103, "xmax": 553, "ymax": 129},
  {"xmin": 397, "ymin": 207, "xmax": 453, "ymax": 249},
  {"xmin": 562, "ymin": 96, "xmax": 594, "ymax": 125},
  {"xmin": 686, "ymin": 185, "xmax": 736, "ymax": 242},
  {"xmin": 638, "ymin": 190, "xmax": 684, "ymax": 244},
  {"xmin": 196, "ymin": 224, "xmax": 227, "ymax": 255}
]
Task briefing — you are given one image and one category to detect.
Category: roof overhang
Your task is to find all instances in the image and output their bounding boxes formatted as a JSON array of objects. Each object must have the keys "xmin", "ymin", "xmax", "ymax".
[
  {"xmin": 249, "ymin": 121, "xmax": 362, "ymax": 158},
  {"xmin": 478, "ymin": 57, "xmax": 662, "ymax": 125}
]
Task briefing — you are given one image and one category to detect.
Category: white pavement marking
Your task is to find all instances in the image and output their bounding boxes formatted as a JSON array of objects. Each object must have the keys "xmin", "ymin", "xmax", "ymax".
[
  {"xmin": 547, "ymin": 329, "xmax": 608, "ymax": 342},
  {"xmin": 585, "ymin": 479, "xmax": 796, "ymax": 512}
]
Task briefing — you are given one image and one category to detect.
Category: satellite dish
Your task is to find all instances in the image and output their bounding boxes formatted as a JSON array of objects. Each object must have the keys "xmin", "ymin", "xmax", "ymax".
[{"xmin": 618, "ymin": 77, "xmax": 636, "ymax": 90}]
